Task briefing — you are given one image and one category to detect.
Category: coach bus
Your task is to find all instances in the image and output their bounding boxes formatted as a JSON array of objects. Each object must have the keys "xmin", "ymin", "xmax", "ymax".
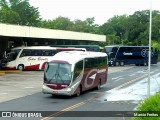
[
  {"xmin": 51, "ymin": 45, "xmax": 101, "ymax": 52},
  {"xmin": 42, "ymin": 51, "xmax": 108, "ymax": 96},
  {"xmin": 104, "ymin": 46, "xmax": 158, "ymax": 66},
  {"xmin": 2, "ymin": 46, "xmax": 86, "ymax": 70}
]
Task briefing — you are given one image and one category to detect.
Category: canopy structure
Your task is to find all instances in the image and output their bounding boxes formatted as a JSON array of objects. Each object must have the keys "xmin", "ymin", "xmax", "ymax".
[{"xmin": 0, "ymin": 23, "xmax": 105, "ymax": 42}]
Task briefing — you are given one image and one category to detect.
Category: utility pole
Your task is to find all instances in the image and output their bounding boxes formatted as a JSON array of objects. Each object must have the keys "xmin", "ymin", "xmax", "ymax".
[{"xmin": 148, "ymin": 0, "xmax": 152, "ymax": 97}]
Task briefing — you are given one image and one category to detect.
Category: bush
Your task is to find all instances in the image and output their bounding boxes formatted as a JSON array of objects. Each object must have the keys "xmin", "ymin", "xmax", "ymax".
[{"xmin": 133, "ymin": 92, "xmax": 160, "ymax": 120}]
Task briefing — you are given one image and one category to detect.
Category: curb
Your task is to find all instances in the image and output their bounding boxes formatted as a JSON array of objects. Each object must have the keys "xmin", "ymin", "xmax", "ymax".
[{"xmin": 0, "ymin": 70, "xmax": 22, "ymax": 75}]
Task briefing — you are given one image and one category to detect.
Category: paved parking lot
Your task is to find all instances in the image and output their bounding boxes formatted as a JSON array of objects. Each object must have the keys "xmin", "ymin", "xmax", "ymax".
[{"xmin": 0, "ymin": 71, "xmax": 43, "ymax": 103}]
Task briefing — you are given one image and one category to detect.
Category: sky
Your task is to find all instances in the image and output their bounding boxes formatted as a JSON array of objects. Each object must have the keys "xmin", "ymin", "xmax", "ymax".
[{"xmin": 29, "ymin": 0, "xmax": 160, "ymax": 25}]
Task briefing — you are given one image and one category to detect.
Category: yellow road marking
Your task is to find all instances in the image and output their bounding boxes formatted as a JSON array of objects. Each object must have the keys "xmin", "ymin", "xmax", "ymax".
[
  {"xmin": 0, "ymin": 71, "xmax": 5, "ymax": 75},
  {"xmin": 0, "ymin": 70, "xmax": 22, "ymax": 74},
  {"xmin": 41, "ymin": 102, "xmax": 86, "ymax": 120},
  {"xmin": 0, "ymin": 70, "xmax": 22, "ymax": 72}
]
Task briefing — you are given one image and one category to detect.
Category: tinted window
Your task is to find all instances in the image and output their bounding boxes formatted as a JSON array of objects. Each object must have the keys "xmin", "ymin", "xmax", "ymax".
[
  {"xmin": 73, "ymin": 60, "xmax": 83, "ymax": 81},
  {"xmin": 20, "ymin": 49, "xmax": 56, "ymax": 57},
  {"xmin": 85, "ymin": 57, "xmax": 107, "ymax": 68}
]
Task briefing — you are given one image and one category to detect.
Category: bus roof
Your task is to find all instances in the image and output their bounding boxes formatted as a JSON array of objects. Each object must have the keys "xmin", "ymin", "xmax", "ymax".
[
  {"xmin": 51, "ymin": 45, "xmax": 100, "ymax": 52},
  {"xmin": 11, "ymin": 46, "xmax": 54, "ymax": 50},
  {"xmin": 49, "ymin": 51, "xmax": 107, "ymax": 64},
  {"xmin": 11, "ymin": 46, "xmax": 86, "ymax": 51}
]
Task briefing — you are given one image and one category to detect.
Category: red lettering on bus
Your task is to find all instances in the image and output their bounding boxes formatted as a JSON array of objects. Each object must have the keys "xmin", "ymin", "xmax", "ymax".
[
  {"xmin": 38, "ymin": 57, "xmax": 48, "ymax": 61},
  {"xmin": 28, "ymin": 57, "xmax": 36, "ymax": 61}
]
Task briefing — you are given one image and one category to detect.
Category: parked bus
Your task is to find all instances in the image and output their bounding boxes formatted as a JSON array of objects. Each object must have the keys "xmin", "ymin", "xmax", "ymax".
[
  {"xmin": 51, "ymin": 45, "xmax": 101, "ymax": 52},
  {"xmin": 104, "ymin": 46, "xmax": 158, "ymax": 66},
  {"xmin": 1, "ymin": 46, "xmax": 86, "ymax": 70},
  {"xmin": 43, "ymin": 51, "xmax": 108, "ymax": 96}
]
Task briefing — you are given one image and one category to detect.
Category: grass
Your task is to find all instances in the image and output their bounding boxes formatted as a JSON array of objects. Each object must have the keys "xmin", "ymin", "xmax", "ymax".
[{"xmin": 133, "ymin": 92, "xmax": 160, "ymax": 120}]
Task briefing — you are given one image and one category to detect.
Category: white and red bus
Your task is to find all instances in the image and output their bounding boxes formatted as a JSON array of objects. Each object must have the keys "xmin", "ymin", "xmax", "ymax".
[
  {"xmin": 2, "ymin": 46, "xmax": 86, "ymax": 70},
  {"xmin": 43, "ymin": 51, "xmax": 108, "ymax": 96}
]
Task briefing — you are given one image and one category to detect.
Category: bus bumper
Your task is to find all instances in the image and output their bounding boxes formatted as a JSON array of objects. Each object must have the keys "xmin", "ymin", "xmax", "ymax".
[{"xmin": 42, "ymin": 84, "xmax": 74, "ymax": 96}]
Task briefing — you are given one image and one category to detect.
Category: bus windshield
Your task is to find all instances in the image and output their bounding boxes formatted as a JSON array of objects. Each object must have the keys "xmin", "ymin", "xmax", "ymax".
[
  {"xmin": 44, "ymin": 62, "xmax": 72, "ymax": 84},
  {"xmin": 104, "ymin": 47, "xmax": 118, "ymax": 60},
  {"xmin": 6, "ymin": 49, "xmax": 21, "ymax": 62}
]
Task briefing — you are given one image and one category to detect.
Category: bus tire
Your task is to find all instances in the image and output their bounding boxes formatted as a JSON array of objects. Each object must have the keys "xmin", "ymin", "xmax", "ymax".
[
  {"xmin": 96, "ymin": 80, "xmax": 101, "ymax": 90},
  {"xmin": 120, "ymin": 61, "xmax": 124, "ymax": 66},
  {"xmin": 17, "ymin": 64, "xmax": 24, "ymax": 71},
  {"xmin": 115, "ymin": 61, "xmax": 119, "ymax": 66},
  {"xmin": 76, "ymin": 86, "xmax": 81, "ymax": 97}
]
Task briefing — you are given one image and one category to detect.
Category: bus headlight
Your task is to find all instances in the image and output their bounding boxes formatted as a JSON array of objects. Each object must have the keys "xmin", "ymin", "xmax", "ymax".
[{"xmin": 65, "ymin": 88, "xmax": 72, "ymax": 92}]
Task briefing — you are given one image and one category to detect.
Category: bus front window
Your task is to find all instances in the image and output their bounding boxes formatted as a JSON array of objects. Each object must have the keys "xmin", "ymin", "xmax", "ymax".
[
  {"xmin": 44, "ymin": 62, "xmax": 72, "ymax": 84},
  {"xmin": 6, "ymin": 53, "xmax": 16, "ymax": 62},
  {"xmin": 6, "ymin": 49, "xmax": 20, "ymax": 62},
  {"xmin": 105, "ymin": 47, "xmax": 118, "ymax": 60}
]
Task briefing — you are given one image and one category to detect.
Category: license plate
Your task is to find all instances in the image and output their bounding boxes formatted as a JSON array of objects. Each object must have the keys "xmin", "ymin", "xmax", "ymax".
[{"xmin": 53, "ymin": 90, "xmax": 58, "ymax": 94}]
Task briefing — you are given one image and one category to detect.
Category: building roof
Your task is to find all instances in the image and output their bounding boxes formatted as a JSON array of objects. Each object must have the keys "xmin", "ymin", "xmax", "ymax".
[{"xmin": 0, "ymin": 23, "xmax": 106, "ymax": 42}]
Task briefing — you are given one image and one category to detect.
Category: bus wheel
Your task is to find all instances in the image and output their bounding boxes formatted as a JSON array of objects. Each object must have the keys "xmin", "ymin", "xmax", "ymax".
[
  {"xmin": 76, "ymin": 86, "xmax": 81, "ymax": 97},
  {"xmin": 115, "ymin": 62, "xmax": 119, "ymax": 66},
  {"xmin": 17, "ymin": 64, "xmax": 24, "ymax": 71},
  {"xmin": 96, "ymin": 80, "xmax": 101, "ymax": 90},
  {"xmin": 120, "ymin": 61, "xmax": 124, "ymax": 66}
]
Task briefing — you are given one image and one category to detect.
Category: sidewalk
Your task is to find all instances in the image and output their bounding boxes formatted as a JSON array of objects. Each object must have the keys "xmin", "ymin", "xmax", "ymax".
[{"xmin": 105, "ymin": 73, "xmax": 160, "ymax": 103}]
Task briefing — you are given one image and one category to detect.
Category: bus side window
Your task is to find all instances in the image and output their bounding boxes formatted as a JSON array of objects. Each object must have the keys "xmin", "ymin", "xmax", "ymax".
[
  {"xmin": 73, "ymin": 60, "xmax": 83, "ymax": 81},
  {"xmin": 85, "ymin": 58, "xmax": 98, "ymax": 68},
  {"xmin": 20, "ymin": 50, "xmax": 27, "ymax": 57},
  {"xmin": 119, "ymin": 47, "xmax": 125, "ymax": 52},
  {"xmin": 85, "ymin": 58, "xmax": 91, "ymax": 68},
  {"xmin": 98, "ymin": 57, "xmax": 107, "ymax": 67},
  {"xmin": 32, "ymin": 50, "xmax": 42, "ymax": 56}
]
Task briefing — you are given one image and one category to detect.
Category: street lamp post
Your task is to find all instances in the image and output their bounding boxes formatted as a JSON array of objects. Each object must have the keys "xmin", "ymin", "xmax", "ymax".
[{"xmin": 148, "ymin": 0, "xmax": 152, "ymax": 97}]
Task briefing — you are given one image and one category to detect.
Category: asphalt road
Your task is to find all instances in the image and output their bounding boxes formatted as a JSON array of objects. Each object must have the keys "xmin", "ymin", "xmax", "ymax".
[{"xmin": 0, "ymin": 63, "xmax": 160, "ymax": 120}]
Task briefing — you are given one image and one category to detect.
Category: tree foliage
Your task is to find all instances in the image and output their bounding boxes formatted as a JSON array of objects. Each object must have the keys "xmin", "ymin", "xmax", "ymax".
[
  {"xmin": 40, "ymin": 17, "xmax": 102, "ymax": 34},
  {"xmin": 0, "ymin": 0, "xmax": 41, "ymax": 26},
  {"xmin": 100, "ymin": 10, "xmax": 160, "ymax": 47}
]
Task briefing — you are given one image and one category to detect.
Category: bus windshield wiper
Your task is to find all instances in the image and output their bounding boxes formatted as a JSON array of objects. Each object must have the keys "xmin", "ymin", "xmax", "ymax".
[
  {"xmin": 47, "ymin": 73, "xmax": 57, "ymax": 83},
  {"xmin": 56, "ymin": 72, "xmax": 65, "ymax": 84}
]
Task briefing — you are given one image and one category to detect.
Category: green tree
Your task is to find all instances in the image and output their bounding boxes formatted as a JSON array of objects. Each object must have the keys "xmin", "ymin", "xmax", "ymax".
[
  {"xmin": 0, "ymin": 0, "xmax": 41, "ymax": 26},
  {"xmin": 40, "ymin": 16, "xmax": 73, "ymax": 30},
  {"xmin": 71, "ymin": 17, "xmax": 102, "ymax": 34},
  {"xmin": 125, "ymin": 10, "xmax": 160, "ymax": 46},
  {"xmin": 106, "ymin": 34, "xmax": 120, "ymax": 45},
  {"xmin": 100, "ymin": 10, "xmax": 160, "ymax": 46},
  {"xmin": 100, "ymin": 15, "xmax": 129, "ymax": 45}
]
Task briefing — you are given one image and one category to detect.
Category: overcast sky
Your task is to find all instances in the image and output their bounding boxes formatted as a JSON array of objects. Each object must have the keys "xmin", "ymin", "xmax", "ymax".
[{"xmin": 29, "ymin": 0, "xmax": 160, "ymax": 25}]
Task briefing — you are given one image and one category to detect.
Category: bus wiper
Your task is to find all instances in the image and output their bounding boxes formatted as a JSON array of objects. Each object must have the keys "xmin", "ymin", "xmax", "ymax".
[
  {"xmin": 47, "ymin": 73, "xmax": 57, "ymax": 83},
  {"xmin": 56, "ymin": 72, "xmax": 65, "ymax": 84}
]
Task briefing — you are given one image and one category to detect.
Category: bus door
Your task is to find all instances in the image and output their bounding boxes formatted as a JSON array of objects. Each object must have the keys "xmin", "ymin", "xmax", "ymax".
[{"xmin": 83, "ymin": 58, "xmax": 98, "ymax": 90}]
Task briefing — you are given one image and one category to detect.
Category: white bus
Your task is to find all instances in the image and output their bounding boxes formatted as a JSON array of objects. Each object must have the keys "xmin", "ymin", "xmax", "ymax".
[
  {"xmin": 43, "ymin": 51, "xmax": 108, "ymax": 96},
  {"xmin": 2, "ymin": 46, "xmax": 86, "ymax": 70}
]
